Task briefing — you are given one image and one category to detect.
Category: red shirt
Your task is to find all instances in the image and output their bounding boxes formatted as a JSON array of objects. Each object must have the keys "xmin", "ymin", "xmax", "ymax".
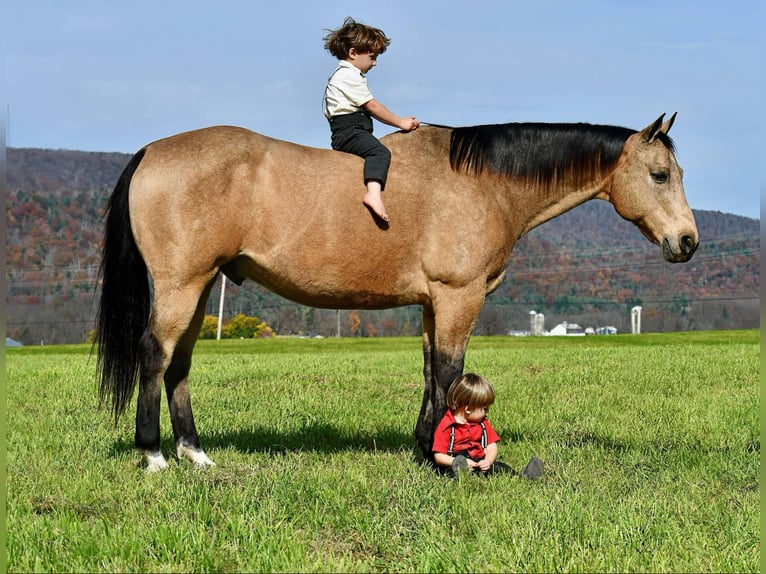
[{"xmin": 432, "ymin": 409, "xmax": 501, "ymax": 460}]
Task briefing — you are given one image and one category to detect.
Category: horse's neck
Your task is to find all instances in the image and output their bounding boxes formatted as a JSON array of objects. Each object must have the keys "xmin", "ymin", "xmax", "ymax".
[
  {"xmin": 407, "ymin": 126, "xmax": 615, "ymax": 237},
  {"xmin": 516, "ymin": 179, "xmax": 610, "ymax": 235}
]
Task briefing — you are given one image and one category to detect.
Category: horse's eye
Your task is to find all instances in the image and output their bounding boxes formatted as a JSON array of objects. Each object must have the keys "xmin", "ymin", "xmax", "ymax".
[{"xmin": 651, "ymin": 171, "xmax": 668, "ymax": 184}]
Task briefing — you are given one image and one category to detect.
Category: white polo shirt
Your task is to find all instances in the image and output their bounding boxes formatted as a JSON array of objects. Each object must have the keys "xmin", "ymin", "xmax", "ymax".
[{"xmin": 323, "ymin": 60, "xmax": 374, "ymax": 119}]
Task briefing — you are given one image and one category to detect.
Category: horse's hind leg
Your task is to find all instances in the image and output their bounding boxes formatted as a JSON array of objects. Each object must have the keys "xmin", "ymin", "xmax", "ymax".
[
  {"xmin": 135, "ymin": 275, "xmax": 216, "ymax": 471},
  {"xmin": 164, "ymin": 278, "xmax": 218, "ymax": 467},
  {"xmin": 136, "ymin": 330, "xmax": 169, "ymax": 471}
]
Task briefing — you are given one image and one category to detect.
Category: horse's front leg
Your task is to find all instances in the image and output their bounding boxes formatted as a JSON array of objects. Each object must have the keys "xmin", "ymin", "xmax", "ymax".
[
  {"xmin": 415, "ymin": 305, "xmax": 438, "ymax": 459},
  {"xmin": 415, "ymin": 285, "xmax": 486, "ymax": 459}
]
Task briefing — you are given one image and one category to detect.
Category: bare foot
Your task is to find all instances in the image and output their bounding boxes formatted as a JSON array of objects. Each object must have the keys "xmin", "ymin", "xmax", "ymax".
[{"xmin": 363, "ymin": 191, "xmax": 390, "ymax": 222}]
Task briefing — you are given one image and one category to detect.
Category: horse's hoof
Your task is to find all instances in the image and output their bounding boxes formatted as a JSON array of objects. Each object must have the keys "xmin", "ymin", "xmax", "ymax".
[
  {"xmin": 177, "ymin": 444, "xmax": 216, "ymax": 468},
  {"xmin": 143, "ymin": 451, "xmax": 169, "ymax": 473}
]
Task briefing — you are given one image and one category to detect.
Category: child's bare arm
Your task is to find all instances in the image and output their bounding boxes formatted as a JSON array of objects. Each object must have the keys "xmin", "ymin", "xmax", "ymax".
[
  {"xmin": 364, "ymin": 99, "xmax": 419, "ymax": 131},
  {"xmin": 433, "ymin": 452, "xmax": 454, "ymax": 468}
]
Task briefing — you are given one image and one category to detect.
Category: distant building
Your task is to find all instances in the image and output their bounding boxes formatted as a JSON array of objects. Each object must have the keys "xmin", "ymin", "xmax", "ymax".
[
  {"xmin": 529, "ymin": 310, "xmax": 545, "ymax": 336},
  {"xmin": 513, "ymin": 315, "xmax": 617, "ymax": 337},
  {"xmin": 631, "ymin": 306, "xmax": 642, "ymax": 334},
  {"xmin": 548, "ymin": 322, "xmax": 585, "ymax": 336},
  {"xmin": 595, "ymin": 326, "xmax": 618, "ymax": 335}
]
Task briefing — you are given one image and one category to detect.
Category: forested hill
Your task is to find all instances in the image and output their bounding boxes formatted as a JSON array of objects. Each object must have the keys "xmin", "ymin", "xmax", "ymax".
[
  {"xmin": 7, "ymin": 147, "xmax": 131, "ymax": 194},
  {"xmin": 6, "ymin": 147, "xmax": 760, "ymax": 344}
]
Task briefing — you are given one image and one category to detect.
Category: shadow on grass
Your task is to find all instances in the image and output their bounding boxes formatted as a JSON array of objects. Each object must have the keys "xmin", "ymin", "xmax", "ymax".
[
  {"xmin": 206, "ymin": 422, "xmax": 415, "ymax": 454},
  {"xmin": 109, "ymin": 422, "xmax": 416, "ymax": 458}
]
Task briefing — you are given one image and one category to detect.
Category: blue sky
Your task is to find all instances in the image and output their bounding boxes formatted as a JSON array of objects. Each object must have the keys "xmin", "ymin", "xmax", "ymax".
[{"xmin": 6, "ymin": 0, "xmax": 761, "ymax": 218}]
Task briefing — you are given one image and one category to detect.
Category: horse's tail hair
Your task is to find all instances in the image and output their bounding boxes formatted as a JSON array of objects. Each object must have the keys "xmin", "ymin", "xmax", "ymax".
[{"xmin": 95, "ymin": 147, "xmax": 149, "ymax": 423}]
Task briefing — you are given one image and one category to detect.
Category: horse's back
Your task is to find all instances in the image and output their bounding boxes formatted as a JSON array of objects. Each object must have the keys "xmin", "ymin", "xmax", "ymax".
[
  {"xmin": 127, "ymin": 125, "xmax": 438, "ymax": 307},
  {"xmin": 136, "ymin": 125, "xmax": 363, "ymax": 202}
]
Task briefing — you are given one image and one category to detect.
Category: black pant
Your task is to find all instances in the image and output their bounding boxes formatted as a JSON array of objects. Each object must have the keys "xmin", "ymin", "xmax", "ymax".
[{"xmin": 329, "ymin": 112, "xmax": 391, "ymax": 189}]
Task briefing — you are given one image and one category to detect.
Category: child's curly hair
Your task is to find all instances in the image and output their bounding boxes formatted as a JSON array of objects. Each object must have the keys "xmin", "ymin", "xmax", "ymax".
[
  {"xmin": 324, "ymin": 17, "xmax": 390, "ymax": 60},
  {"xmin": 447, "ymin": 373, "xmax": 496, "ymax": 411}
]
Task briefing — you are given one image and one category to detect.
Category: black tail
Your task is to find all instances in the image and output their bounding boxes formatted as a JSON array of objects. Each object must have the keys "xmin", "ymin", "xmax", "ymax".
[{"xmin": 95, "ymin": 148, "xmax": 149, "ymax": 423}]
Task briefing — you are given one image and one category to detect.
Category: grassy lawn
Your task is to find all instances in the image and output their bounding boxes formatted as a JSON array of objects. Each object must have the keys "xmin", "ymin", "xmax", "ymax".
[{"xmin": 5, "ymin": 331, "xmax": 760, "ymax": 572}]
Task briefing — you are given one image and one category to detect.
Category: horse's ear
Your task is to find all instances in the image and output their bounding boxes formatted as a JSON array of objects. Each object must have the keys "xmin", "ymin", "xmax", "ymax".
[
  {"xmin": 660, "ymin": 112, "xmax": 677, "ymax": 135},
  {"xmin": 640, "ymin": 114, "xmax": 665, "ymax": 143}
]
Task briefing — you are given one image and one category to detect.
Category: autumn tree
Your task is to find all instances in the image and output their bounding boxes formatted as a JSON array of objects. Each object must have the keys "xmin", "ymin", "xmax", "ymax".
[
  {"xmin": 198, "ymin": 314, "xmax": 274, "ymax": 339},
  {"xmin": 348, "ymin": 311, "xmax": 361, "ymax": 336}
]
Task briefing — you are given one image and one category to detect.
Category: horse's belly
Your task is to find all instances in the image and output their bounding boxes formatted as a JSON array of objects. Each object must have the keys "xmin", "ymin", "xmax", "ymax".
[{"xmin": 223, "ymin": 255, "xmax": 425, "ymax": 310}]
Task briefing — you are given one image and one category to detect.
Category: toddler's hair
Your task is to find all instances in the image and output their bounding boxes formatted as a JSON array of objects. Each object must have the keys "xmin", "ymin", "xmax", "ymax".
[
  {"xmin": 447, "ymin": 373, "xmax": 496, "ymax": 411},
  {"xmin": 324, "ymin": 17, "xmax": 390, "ymax": 60}
]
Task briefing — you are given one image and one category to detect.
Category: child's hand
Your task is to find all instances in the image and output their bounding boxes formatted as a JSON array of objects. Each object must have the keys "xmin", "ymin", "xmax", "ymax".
[
  {"xmin": 399, "ymin": 117, "xmax": 420, "ymax": 131},
  {"xmin": 476, "ymin": 459, "xmax": 493, "ymax": 472}
]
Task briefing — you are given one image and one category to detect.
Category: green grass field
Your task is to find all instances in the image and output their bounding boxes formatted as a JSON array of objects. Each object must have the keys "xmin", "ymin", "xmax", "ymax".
[{"xmin": 5, "ymin": 331, "xmax": 760, "ymax": 572}]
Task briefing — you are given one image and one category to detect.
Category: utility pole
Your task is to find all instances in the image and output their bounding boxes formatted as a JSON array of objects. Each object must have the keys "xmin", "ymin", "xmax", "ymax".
[{"xmin": 216, "ymin": 275, "xmax": 226, "ymax": 340}]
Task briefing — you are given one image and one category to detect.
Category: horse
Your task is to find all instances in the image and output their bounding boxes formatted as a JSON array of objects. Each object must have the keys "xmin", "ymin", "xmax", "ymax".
[{"xmin": 96, "ymin": 113, "xmax": 698, "ymax": 471}]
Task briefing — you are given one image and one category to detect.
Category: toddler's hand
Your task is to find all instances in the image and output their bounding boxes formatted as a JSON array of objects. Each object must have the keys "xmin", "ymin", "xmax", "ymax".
[{"xmin": 477, "ymin": 459, "xmax": 492, "ymax": 472}]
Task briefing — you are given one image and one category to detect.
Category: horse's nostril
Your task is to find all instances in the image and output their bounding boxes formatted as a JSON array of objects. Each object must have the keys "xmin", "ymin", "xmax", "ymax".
[{"xmin": 681, "ymin": 234, "xmax": 696, "ymax": 254}]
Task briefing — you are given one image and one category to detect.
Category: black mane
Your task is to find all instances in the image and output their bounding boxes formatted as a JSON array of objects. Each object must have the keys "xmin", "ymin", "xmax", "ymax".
[{"xmin": 449, "ymin": 122, "xmax": 675, "ymax": 189}]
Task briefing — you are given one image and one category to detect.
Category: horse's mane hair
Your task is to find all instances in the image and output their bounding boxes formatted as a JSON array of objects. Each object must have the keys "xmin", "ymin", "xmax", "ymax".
[{"xmin": 448, "ymin": 122, "xmax": 675, "ymax": 189}]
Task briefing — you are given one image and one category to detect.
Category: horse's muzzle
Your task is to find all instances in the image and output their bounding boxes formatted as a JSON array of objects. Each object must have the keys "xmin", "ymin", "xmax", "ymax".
[{"xmin": 662, "ymin": 233, "xmax": 699, "ymax": 263}]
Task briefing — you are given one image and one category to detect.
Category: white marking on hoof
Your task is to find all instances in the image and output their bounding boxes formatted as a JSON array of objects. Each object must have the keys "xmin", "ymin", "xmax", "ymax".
[
  {"xmin": 143, "ymin": 451, "xmax": 169, "ymax": 473},
  {"xmin": 177, "ymin": 444, "xmax": 216, "ymax": 468}
]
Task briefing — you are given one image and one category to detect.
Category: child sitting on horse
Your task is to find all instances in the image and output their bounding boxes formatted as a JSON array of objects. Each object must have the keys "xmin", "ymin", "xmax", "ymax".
[
  {"xmin": 323, "ymin": 17, "xmax": 420, "ymax": 223},
  {"xmin": 433, "ymin": 373, "xmax": 544, "ymax": 479}
]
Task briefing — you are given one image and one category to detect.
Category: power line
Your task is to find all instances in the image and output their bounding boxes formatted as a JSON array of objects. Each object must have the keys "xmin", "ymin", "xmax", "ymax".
[{"xmin": 6, "ymin": 295, "xmax": 759, "ymax": 329}]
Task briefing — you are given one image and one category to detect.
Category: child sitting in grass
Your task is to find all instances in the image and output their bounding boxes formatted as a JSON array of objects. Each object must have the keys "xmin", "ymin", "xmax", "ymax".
[{"xmin": 433, "ymin": 373, "xmax": 543, "ymax": 479}]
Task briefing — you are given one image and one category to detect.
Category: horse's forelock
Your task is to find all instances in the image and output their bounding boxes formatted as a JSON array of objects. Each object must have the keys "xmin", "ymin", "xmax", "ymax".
[
  {"xmin": 656, "ymin": 131, "xmax": 676, "ymax": 154},
  {"xmin": 449, "ymin": 122, "xmax": 640, "ymax": 189}
]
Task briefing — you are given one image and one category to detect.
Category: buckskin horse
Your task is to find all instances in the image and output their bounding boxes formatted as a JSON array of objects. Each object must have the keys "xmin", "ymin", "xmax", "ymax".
[{"xmin": 96, "ymin": 113, "xmax": 698, "ymax": 471}]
